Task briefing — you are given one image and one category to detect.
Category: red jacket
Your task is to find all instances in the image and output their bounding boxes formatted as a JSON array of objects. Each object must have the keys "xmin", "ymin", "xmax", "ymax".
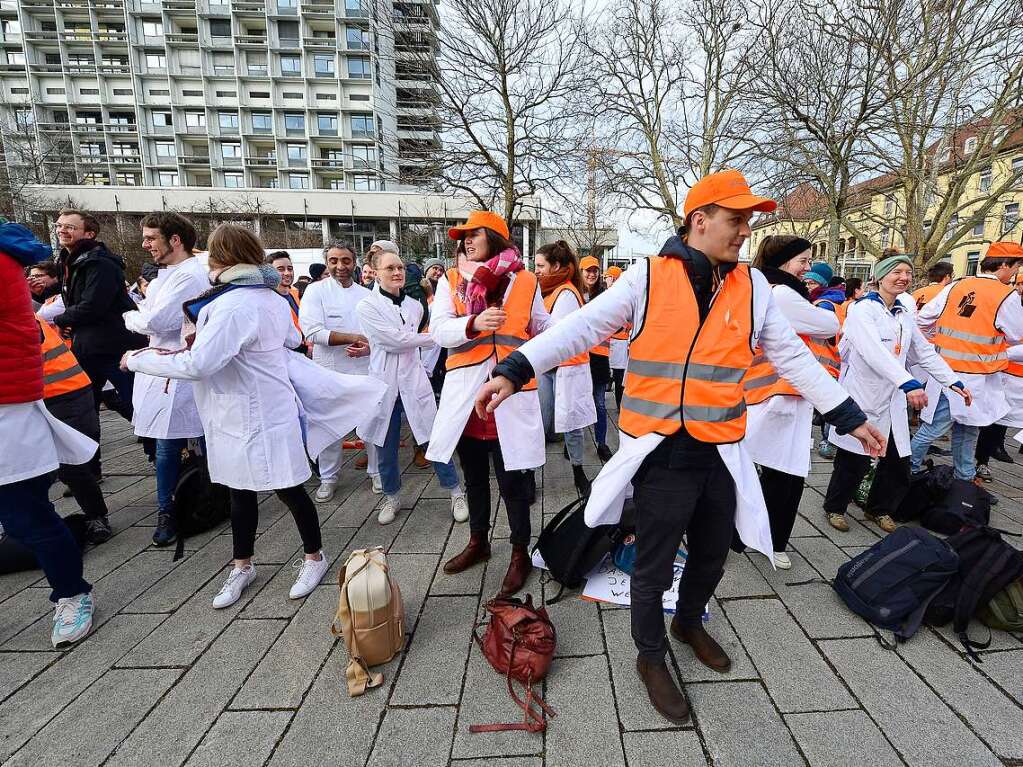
[{"xmin": 0, "ymin": 252, "xmax": 44, "ymax": 404}]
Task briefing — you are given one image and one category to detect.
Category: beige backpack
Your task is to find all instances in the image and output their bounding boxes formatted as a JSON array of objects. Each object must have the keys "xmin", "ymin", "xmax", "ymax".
[{"xmin": 331, "ymin": 547, "xmax": 406, "ymax": 696}]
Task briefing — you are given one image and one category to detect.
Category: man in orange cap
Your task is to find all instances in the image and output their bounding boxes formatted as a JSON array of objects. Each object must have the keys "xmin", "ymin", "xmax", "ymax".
[{"xmin": 475, "ymin": 169, "xmax": 884, "ymax": 724}]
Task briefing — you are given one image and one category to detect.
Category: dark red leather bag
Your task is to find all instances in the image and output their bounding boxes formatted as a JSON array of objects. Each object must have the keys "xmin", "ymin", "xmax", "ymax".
[{"xmin": 470, "ymin": 594, "xmax": 557, "ymax": 733}]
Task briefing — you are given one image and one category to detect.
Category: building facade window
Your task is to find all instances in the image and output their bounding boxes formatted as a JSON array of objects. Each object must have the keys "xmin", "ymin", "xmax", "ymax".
[
  {"xmin": 314, "ymin": 54, "xmax": 334, "ymax": 76},
  {"xmin": 351, "ymin": 144, "xmax": 375, "ymax": 168},
  {"xmin": 145, "ymin": 53, "xmax": 166, "ymax": 69},
  {"xmin": 979, "ymin": 167, "xmax": 992, "ymax": 191},
  {"xmin": 1005, "ymin": 203, "xmax": 1020, "ymax": 233},
  {"xmin": 352, "ymin": 174, "xmax": 377, "ymax": 190},
  {"xmin": 288, "ymin": 173, "xmax": 309, "ymax": 189},
  {"xmin": 348, "ymin": 56, "xmax": 371, "ymax": 79},
  {"xmin": 158, "ymin": 171, "xmax": 179, "ymax": 186},
  {"xmin": 185, "ymin": 111, "xmax": 206, "ymax": 127},
  {"xmin": 219, "ymin": 111, "xmax": 239, "ymax": 131},
  {"xmin": 280, "ymin": 54, "xmax": 301, "ymax": 75},
  {"xmin": 251, "ymin": 113, "xmax": 272, "ymax": 133},
  {"xmin": 222, "ymin": 142, "xmax": 241, "ymax": 158},
  {"xmin": 973, "ymin": 220, "xmax": 985, "ymax": 237},
  {"xmin": 350, "ymin": 114, "xmax": 373, "ymax": 137},
  {"xmin": 224, "ymin": 171, "xmax": 244, "ymax": 187},
  {"xmin": 966, "ymin": 251, "xmax": 980, "ymax": 276},
  {"xmin": 284, "ymin": 113, "xmax": 305, "ymax": 134},
  {"xmin": 142, "ymin": 20, "xmax": 163, "ymax": 37},
  {"xmin": 317, "ymin": 114, "xmax": 338, "ymax": 135},
  {"xmin": 155, "ymin": 141, "xmax": 176, "ymax": 157}
]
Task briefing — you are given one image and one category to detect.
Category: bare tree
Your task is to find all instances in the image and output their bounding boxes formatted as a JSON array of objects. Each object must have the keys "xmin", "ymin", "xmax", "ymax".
[
  {"xmin": 428, "ymin": 0, "xmax": 587, "ymax": 224},
  {"xmin": 0, "ymin": 111, "xmax": 78, "ymax": 225}
]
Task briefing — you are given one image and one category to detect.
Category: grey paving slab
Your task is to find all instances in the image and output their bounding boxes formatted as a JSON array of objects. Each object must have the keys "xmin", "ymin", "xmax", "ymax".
[
  {"xmin": 366, "ymin": 706, "xmax": 457, "ymax": 767},
  {"xmin": 623, "ymin": 730, "xmax": 709, "ymax": 767},
  {"xmin": 0, "ymin": 650, "xmax": 56, "ymax": 703},
  {"xmin": 820, "ymin": 638, "xmax": 1002, "ymax": 767},
  {"xmin": 106, "ymin": 619, "xmax": 285, "ymax": 767},
  {"xmin": 0, "ymin": 569, "xmax": 42, "ymax": 606},
  {"xmin": 125, "ymin": 535, "xmax": 233, "ymax": 613},
  {"xmin": 184, "ymin": 710, "xmax": 293, "ymax": 767},
  {"xmin": 545, "ymin": 654, "xmax": 626, "ymax": 767},
  {"xmin": 390, "ymin": 497, "xmax": 455, "ymax": 554},
  {"xmin": 0, "ymin": 587, "xmax": 51, "ymax": 645},
  {"xmin": 450, "ymin": 759, "xmax": 543, "ymax": 767},
  {"xmin": 687, "ymin": 681, "xmax": 805, "ymax": 767},
  {"xmin": 786, "ymin": 710, "xmax": 904, "ymax": 767},
  {"xmin": 724, "ymin": 598, "xmax": 855, "ymax": 713},
  {"xmin": 546, "ymin": 592, "xmax": 605, "ymax": 658},
  {"xmin": 430, "ymin": 528, "xmax": 488, "ymax": 596},
  {"xmin": 790, "ymin": 535, "xmax": 852, "ymax": 578},
  {"xmin": 390, "ymin": 594, "xmax": 476, "ymax": 705},
  {"xmin": 980, "ymin": 649, "xmax": 1023, "ymax": 705},
  {"xmin": 675, "ymin": 599, "xmax": 759, "ymax": 684},
  {"xmin": 3, "ymin": 667, "xmax": 181, "ymax": 767},
  {"xmin": 714, "ymin": 552, "xmax": 774, "ymax": 599},
  {"xmin": 897, "ymin": 627, "xmax": 1023, "ymax": 760}
]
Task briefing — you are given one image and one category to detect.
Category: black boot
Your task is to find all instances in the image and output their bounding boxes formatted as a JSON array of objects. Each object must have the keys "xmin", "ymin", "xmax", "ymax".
[
  {"xmin": 596, "ymin": 443, "xmax": 613, "ymax": 462},
  {"xmin": 152, "ymin": 508, "xmax": 178, "ymax": 547},
  {"xmin": 573, "ymin": 465, "xmax": 591, "ymax": 497}
]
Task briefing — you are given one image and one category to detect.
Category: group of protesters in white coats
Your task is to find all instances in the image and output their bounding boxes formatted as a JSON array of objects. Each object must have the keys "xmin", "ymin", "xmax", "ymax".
[{"xmin": 6, "ymin": 168, "xmax": 1023, "ymax": 729}]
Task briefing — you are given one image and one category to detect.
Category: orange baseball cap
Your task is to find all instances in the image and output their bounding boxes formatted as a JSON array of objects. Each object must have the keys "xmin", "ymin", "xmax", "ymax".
[
  {"xmin": 683, "ymin": 169, "xmax": 777, "ymax": 218},
  {"xmin": 987, "ymin": 241, "xmax": 1023, "ymax": 258},
  {"xmin": 604, "ymin": 266, "xmax": 622, "ymax": 279},
  {"xmin": 448, "ymin": 210, "xmax": 510, "ymax": 241},
  {"xmin": 579, "ymin": 255, "xmax": 600, "ymax": 271}
]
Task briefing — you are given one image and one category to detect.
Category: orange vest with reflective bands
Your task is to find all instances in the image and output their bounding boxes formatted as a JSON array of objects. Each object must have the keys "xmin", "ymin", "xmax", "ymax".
[
  {"xmin": 619, "ymin": 257, "xmax": 753, "ymax": 443},
  {"xmin": 932, "ymin": 276, "xmax": 1012, "ymax": 375},
  {"xmin": 542, "ymin": 283, "xmax": 590, "ymax": 366},
  {"xmin": 744, "ymin": 334, "xmax": 840, "ymax": 405},
  {"xmin": 1007, "ymin": 359, "xmax": 1023, "ymax": 377},
  {"xmin": 810, "ymin": 297, "xmax": 843, "ymax": 368},
  {"xmin": 913, "ymin": 283, "xmax": 944, "ymax": 311},
  {"xmin": 37, "ymin": 318, "xmax": 91, "ymax": 399},
  {"xmin": 445, "ymin": 268, "xmax": 538, "ymax": 391}
]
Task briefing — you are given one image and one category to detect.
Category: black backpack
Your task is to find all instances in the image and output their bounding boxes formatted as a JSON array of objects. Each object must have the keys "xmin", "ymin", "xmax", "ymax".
[
  {"xmin": 924, "ymin": 526, "xmax": 1023, "ymax": 661},
  {"xmin": 834, "ymin": 527, "xmax": 958, "ymax": 645},
  {"xmin": 172, "ymin": 449, "xmax": 230, "ymax": 560},
  {"xmin": 895, "ymin": 463, "xmax": 954, "ymax": 522},
  {"xmin": 919, "ymin": 478, "xmax": 990, "ymax": 535},
  {"xmin": 533, "ymin": 497, "xmax": 630, "ymax": 603}
]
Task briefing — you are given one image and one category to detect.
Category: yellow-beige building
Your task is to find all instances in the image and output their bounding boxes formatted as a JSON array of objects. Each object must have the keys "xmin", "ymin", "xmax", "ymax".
[{"xmin": 751, "ymin": 121, "xmax": 1023, "ymax": 282}]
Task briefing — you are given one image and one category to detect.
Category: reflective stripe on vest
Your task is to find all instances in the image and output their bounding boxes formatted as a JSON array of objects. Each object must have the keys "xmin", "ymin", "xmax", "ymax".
[
  {"xmin": 590, "ymin": 338, "xmax": 611, "ymax": 357},
  {"xmin": 743, "ymin": 334, "xmax": 840, "ymax": 406},
  {"xmin": 619, "ymin": 257, "xmax": 753, "ymax": 443},
  {"xmin": 444, "ymin": 268, "xmax": 538, "ymax": 391},
  {"xmin": 37, "ymin": 318, "xmax": 91, "ymax": 399},
  {"xmin": 932, "ymin": 276, "xmax": 1012, "ymax": 374},
  {"xmin": 543, "ymin": 283, "xmax": 590, "ymax": 366}
]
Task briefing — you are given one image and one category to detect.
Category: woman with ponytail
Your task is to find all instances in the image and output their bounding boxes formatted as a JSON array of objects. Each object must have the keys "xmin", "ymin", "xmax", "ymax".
[{"xmin": 535, "ymin": 241, "xmax": 596, "ymax": 497}]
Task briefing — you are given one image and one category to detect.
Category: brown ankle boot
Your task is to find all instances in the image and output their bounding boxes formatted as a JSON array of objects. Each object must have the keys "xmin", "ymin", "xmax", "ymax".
[
  {"xmin": 636, "ymin": 657, "xmax": 690, "ymax": 724},
  {"xmin": 670, "ymin": 619, "xmax": 731, "ymax": 673},
  {"xmin": 443, "ymin": 531, "xmax": 491, "ymax": 575},
  {"xmin": 500, "ymin": 544, "xmax": 533, "ymax": 596}
]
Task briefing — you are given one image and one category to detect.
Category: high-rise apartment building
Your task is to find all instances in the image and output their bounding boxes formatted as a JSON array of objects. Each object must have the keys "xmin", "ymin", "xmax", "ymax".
[{"xmin": 0, "ymin": 0, "xmax": 441, "ymax": 194}]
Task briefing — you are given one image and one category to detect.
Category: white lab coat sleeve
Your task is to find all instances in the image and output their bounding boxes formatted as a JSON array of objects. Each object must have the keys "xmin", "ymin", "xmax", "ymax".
[
  {"xmin": 995, "ymin": 293, "xmax": 1023, "ymax": 344},
  {"xmin": 122, "ymin": 271, "xmax": 192, "ymax": 338},
  {"xmin": 357, "ymin": 298, "xmax": 433, "ymax": 352},
  {"xmin": 905, "ymin": 323, "xmax": 959, "ymax": 387},
  {"xmin": 758, "ymin": 288, "xmax": 848, "ymax": 414},
  {"xmin": 298, "ymin": 283, "xmax": 331, "ymax": 347},
  {"xmin": 519, "ymin": 272, "xmax": 636, "ymax": 376},
  {"xmin": 527, "ymin": 286, "xmax": 553, "ymax": 335},
  {"xmin": 126, "ymin": 304, "xmax": 256, "ymax": 381},
  {"xmin": 843, "ymin": 304, "xmax": 915, "ymax": 389},
  {"xmin": 285, "ymin": 316, "xmax": 303, "ymax": 349},
  {"xmin": 773, "ymin": 286, "xmax": 840, "ymax": 337},
  {"xmin": 916, "ymin": 283, "xmax": 952, "ymax": 336},
  {"xmin": 429, "ymin": 274, "xmax": 474, "ymax": 348}
]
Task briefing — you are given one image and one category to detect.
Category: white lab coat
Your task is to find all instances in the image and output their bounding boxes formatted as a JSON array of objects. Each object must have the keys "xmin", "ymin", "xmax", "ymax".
[
  {"xmin": 298, "ymin": 277, "xmax": 372, "ymax": 375},
  {"xmin": 0, "ymin": 400, "xmax": 97, "ymax": 485},
  {"xmin": 126, "ymin": 287, "xmax": 312, "ymax": 491},
  {"xmin": 123, "ymin": 257, "xmax": 208, "ymax": 440},
  {"xmin": 356, "ymin": 286, "xmax": 439, "ymax": 447},
  {"xmin": 999, "ymin": 345, "xmax": 1023, "ymax": 428},
  {"xmin": 609, "ymin": 336, "xmax": 629, "ymax": 370},
  {"xmin": 425, "ymin": 271, "xmax": 552, "ymax": 471},
  {"xmin": 916, "ymin": 273, "xmax": 1023, "ymax": 427},
  {"xmin": 744, "ymin": 284, "xmax": 840, "ymax": 477},
  {"xmin": 830, "ymin": 294, "xmax": 960, "ymax": 458},
  {"xmin": 548, "ymin": 288, "xmax": 598, "ymax": 433},
  {"xmin": 36, "ymin": 295, "xmax": 64, "ymax": 325},
  {"xmin": 512, "ymin": 259, "xmax": 855, "ymax": 559}
]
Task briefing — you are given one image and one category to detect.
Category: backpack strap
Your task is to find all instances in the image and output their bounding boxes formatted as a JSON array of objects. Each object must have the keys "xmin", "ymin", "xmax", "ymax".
[
  {"xmin": 952, "ymin": 542, "xmax": 1016, "ymax": 662},
  {"xmin": 469, "ymin": 643, "xmax": 556, "ymax": 733}
]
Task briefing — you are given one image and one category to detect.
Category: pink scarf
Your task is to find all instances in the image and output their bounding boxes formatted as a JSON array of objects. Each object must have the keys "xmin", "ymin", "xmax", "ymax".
[{"xmin": 457, "ymin": 247, "xmax": 524, "ymax": 315}]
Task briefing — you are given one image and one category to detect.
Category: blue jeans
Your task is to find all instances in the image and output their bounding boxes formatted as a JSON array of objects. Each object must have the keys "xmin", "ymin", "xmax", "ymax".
[
  {"xmin": 593, "ymin": 377, "xmax": 608, "ymax": 445},
  {"xmin": 910, "ymin": 391, "xmax": 980, "ymax": 481},
  {"xmin": 0, "ymin": 473, "xmax": 91, "ymax": 602},
  {"xmin": 156, "ymin": 438, "xmax": 187, "ymax": 512},
  {"xmin": 538, "ymin": 370, "xmax": 555, "ymax": 439},
  {"xmin": 378, "ymin": 397, "xmax": 460, "ymax": 496}
]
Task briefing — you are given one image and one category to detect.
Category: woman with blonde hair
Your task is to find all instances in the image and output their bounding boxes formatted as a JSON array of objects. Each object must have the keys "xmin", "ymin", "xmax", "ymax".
[{"xmin": 124, "ymin": 224, "xmax": 329, "ymax": 609}]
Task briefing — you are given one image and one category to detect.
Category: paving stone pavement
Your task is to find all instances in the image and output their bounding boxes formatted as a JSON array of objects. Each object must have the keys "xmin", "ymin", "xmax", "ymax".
[{"xmin": 2, "ymin": 408, "xmax": 1023, "ymax": 766}]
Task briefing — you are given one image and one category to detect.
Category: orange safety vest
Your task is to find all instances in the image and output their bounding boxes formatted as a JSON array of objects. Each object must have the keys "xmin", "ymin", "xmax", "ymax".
[
  {"xmin": 619, "ymin": 257, "xmax": 753, "ymax": 443},
  {"xmin": 543, "ymin": 283, "xmax": 590, "ymax": 367},
  {"xmin": 445, "ymin": 268, "xmax": 538, "ymax": 391},
  {"xmin": 1007, "ymin": 358, "xmax": 1023, "ymax": 377},
  {"xmin": 912, "ymin": 282, "xmax": 944, "ymax": 311},
  {"xmin": 809, "ymin": 297, "xmax": 843, "ymax": 370},
  {"xmin": 743, "ymin": 334, "xmax": 841, "ymax": 405},
  {"xmin": 37, "ymin": 318, "xmax": 91, "ymax": 399},
  {"xmin": 288, "ymin": 286, "xmax": 301, "ymax": 306},
  {"xmin": 932, "ymin": 276, "xmax": 1013, "ymax": 375}
]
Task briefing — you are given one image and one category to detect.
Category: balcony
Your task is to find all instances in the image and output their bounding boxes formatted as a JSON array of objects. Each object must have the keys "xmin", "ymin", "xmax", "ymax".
[
  {"xmin": 98, "ymin": 64, "xmax": 132, "ymax": 74},
  {"xmin": 105, "ymin": 122, "xmax": 137, "ymax": 133},
  {"xmin": 236, "ymin": 34, "xmax": 268, "ymax": 46},
  {"xmin": 180, "ymin": 154, "xmax": 210, "ymax": 165},
  {"xmin": 77, "ymin": 155, "xmax": 107, "ymax": 165},
  {"xmin": 110, "ymin": 153, "xmax": 141, "ymax": 163},
  {"xmin": 67, "ymin": 65, "xmax": 97, "ymax": 74},
  {"xmin": 37, "ymin": 122, "xmax": 72, "ymax": 133},
  {"xmin": 311, "ymin": 158, "xmax": 343, "ymax": 168},
  {"xmin": 23, "ymin": 31, "xmax": 58, "ymax": 42},
  {"xmin": 301, "ymin": 1, "xmax": 334, "ymax": 15},
  {"xmin": 165, "ymin": 32, "xmax": 199, "ymax": 44},
  {"xmin": 345, "ymin": 4, "xmax": 369, "ymax": 18},
  {"xmin": 245, "ymin": 156, "xmax": 277, "ymax": 167},
  {"xmin": 55, "ymin": 0, "xmax": 89, "ymax": 7},
  {"xmin": 72, "ymin": 122, "xmax": 105, "ymax": 134},
  {"xmin": 232, "ymin": 0, "xmax": 266, "ymax": 14},
  {"xmin": 163, "ymin": 0, "xmax": 196, "ymax": 11},
  {"xmin": 95, "ymin": 32, "xmax": 129, "ymax": 43},
  {"xmin": 92, "ymin": 0, "xmax": 124, "ymax": 9}
]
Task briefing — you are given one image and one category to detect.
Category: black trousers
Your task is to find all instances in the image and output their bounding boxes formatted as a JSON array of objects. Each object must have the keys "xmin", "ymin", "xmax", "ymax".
[
  {"xmin": 631, "ymin": 456, "xmax": 735, "ymax": 662},
  {"xmin": 822, "ymin": 434, "xmax": 909, "ymax": 518},
  {"xmin": 611, "ymin": 368, "xmax": 625, "ymax": 410},
  {"xmin": 44, "ymin": 388, "xmax": 108, "ymax": 520},
  {"xmin": 229, "ymin": 485, "xmax": 322, "ymax": 560},
  {"xmin": 976, "ymin": 424, "xmax": 1008, "ymax": 466},
  {"xmin": 455, "ymin": 435, "xmax": 532, "ymax": 547},
  {"xmin": 759, "ymin": 466, "xmax": 805, "ymax": 554}
]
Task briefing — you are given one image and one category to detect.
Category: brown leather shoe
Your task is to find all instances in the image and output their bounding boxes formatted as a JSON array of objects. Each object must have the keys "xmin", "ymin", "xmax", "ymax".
[
  {"xmin": 413, "ymin": 447, "xmax": 430, "ymax": 469},
  {"xmin": 636, "ymin": 657, "xmax": 690, "ymax": 724},
  {"xmin": 670, "ymin": 620, "xmax": 731, "ymax": 673},
  {"xmin": 499, "ymin": 544, "xmax": 533, "ymax": 596},
  {"xmin": 354, "ymin": 454, "xmax": 369, "ymax": 470},
  {"xmin": 443, "ymin": 531, "xmax": 491, "ymax": 575}
]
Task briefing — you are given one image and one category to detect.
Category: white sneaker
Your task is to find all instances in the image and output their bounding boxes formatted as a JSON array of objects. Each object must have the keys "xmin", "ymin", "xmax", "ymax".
[
  {"xmin": 773, "ymin": 552, "xmax": 792, "ymax": 570},
  {"xmin": 51, "ymin": 592, "xmax": 94, "ymax": 647},
  {"xmin": 378, "ymin": 495, "xmax": 399, "ymax": 525},
  {"xmin": 370, "ymin": 473, "xmax": 382, "ymax": 495},
  {"xmin": 289, "ymin": 551, "xmax": 330, "ymax": 599},
  {"xmin": 314, "ymin": 481, "xmax": 336, "ymax": 503},
  {"xmin": 451, "ymin": 493, "xmax": 469, "ymax": 523},
  {"xmin": 212, "ymin": 564, "xmax": 256, "ymax": 609}
]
